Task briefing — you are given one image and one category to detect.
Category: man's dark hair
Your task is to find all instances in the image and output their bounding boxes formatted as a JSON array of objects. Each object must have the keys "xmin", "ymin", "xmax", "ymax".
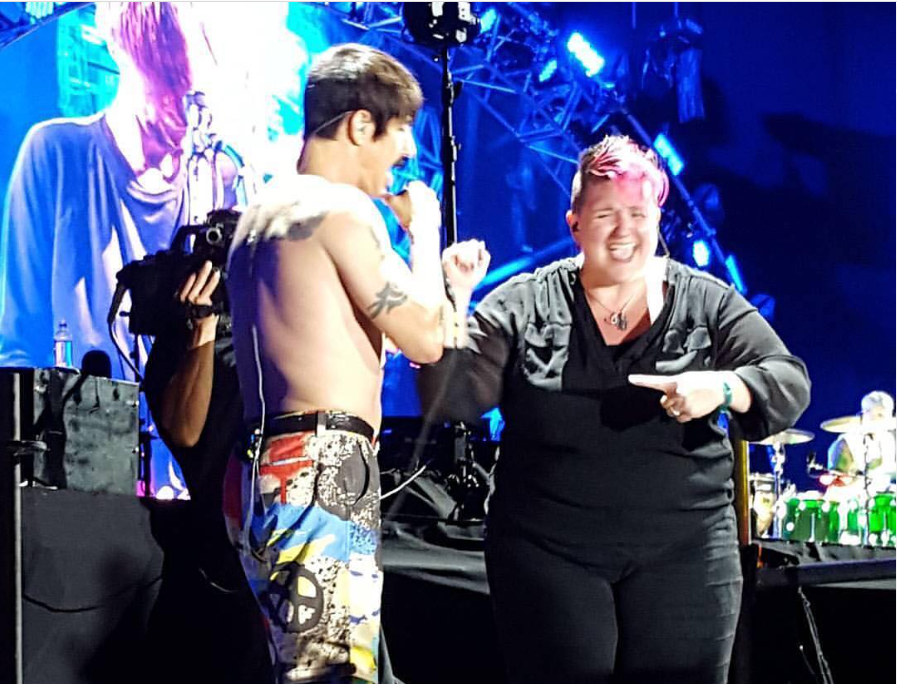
[{"xmin": 304, "ymin": 43, "xmax": 424, "ymax": 140}]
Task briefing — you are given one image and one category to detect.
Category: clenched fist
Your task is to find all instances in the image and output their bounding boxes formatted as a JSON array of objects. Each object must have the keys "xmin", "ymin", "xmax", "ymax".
[{"xmin": 443, "ymin": 240, "xmax": 490, "ymax": 296}]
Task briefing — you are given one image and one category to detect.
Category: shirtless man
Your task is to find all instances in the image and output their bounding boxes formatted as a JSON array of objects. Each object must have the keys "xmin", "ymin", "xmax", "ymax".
[{"xmin": 223, "ymin": 44, "xmax": 489, "ymax": 683}]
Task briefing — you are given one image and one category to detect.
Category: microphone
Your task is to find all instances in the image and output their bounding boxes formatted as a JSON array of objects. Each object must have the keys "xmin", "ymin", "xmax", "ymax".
[
  {"xmin": 107, "ymin": 279, "xmax": 128, "ymax": 326},
  {"xmin": 383, "ymin": 188, "xmax": 413, "ymax": 228},
  {"xmin": 81, "ymin": 350, "xmax": 112, "ymax": 378}
]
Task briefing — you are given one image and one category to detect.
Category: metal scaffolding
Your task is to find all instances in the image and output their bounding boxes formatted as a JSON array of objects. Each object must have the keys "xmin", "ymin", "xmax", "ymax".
[
  {"xmin": 321, "ymin": 1, "xmax": 614, "ymax": 195},
  {"xmin": 319, "ymin": 2, "xmax": 755, "ymax": 298}
]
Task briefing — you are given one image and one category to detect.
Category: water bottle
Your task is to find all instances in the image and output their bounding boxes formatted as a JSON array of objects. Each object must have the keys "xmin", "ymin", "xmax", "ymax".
[{"xmin": 53, "ymin": 320, "xmax": 73, "ymax": 368}]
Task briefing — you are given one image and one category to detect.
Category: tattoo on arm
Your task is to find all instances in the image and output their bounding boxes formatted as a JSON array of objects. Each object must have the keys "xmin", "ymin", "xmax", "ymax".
[
  {"xmin": 367, "ymin": 224, "xmax": 386, "ymax": 262},
  {"xmin": 368, "ymin": 283, "xmax": 408, "ymax": 319},
  {"xmin": 286, "ymin": 213, "xmax": 326, "ymax": 241}
]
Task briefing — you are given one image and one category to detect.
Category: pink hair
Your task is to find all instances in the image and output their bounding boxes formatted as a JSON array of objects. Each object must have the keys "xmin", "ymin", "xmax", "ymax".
[
  {"xmin": 571, "ymin": 135, "xmax": 669, "ymax": 211},
  {"xmin": 103, "ymin": 3, "xmax": 193, "ymax": 130}
]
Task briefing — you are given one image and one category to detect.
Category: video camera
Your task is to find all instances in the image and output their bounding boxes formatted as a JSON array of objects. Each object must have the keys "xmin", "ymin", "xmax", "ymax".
[{"xmin": 110, "ymin": 209, "xmax": 241, "ymax": 337}]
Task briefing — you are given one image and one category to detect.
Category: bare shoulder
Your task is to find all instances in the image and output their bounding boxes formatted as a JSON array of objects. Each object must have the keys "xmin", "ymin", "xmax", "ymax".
[
  {"xmin": 314, "ymin": 181, "xmax": 390, "ymax": 252},
  {"xmin": 245, "ymin": 176, "xmax": 383, "ymax": 240},
  {"xmin": 324, "ymin": 181, "xmax": 387, "ymax": 231}
]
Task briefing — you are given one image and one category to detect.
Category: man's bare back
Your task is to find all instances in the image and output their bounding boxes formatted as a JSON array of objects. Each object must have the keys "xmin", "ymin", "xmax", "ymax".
[{"xmin": 227, "ymin": 174, "xmax": 441, "ymax": 432}]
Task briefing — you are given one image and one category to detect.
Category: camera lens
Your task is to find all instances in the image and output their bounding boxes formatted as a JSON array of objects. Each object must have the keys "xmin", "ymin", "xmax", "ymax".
[{"xmin": 205, "ymin": 227, "xmax": 223, "ymax": 245}]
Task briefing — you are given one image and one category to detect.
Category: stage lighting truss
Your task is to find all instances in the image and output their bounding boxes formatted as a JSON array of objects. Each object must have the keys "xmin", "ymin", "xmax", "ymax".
[
  {"xmin": 323, "ymin": 1, "xmax": 613, "ymax": 196},
  {"xmin": 319, "ymin": 1, "xmax": 750, "ymax": 298},
  {"xmin": 0, "ymin": 1, "xmax": 88, "ymax": 50}
]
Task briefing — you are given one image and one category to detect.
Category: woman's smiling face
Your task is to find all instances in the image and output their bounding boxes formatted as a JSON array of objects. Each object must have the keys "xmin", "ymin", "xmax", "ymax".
[{"xmin": 567, "ymin": 175, "xmax": 661, "ymax": 284}]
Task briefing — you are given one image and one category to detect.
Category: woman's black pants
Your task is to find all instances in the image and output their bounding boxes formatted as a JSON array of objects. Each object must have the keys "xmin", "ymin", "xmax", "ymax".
[{"xmin": 484, "ymin": 511, "xmax": 743, "ymax": 684}]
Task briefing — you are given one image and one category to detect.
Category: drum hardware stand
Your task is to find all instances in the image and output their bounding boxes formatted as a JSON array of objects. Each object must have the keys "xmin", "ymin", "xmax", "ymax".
[
  {"xmin": 859, "ymin": 461, "xmax": 873, "ymax": 547},
  {"xmin": 769, "ymin": 442, "xmax": 787, "ymax": 538},
  {"xmin": 751, "ymin": 429, "xmax": 814, "ymax": 539},
  {"xmin": 858, "ymin": 431, "xmax": 886, "ymax": 546},
  {"xmin": 445, "ymin": 423, "xmax": 486, "ymax": 522},
  {"xmin": 859, "ymin": 472, "xmax": 872, "ymax": 546},
  {"xmin": 854, "ymin": 433, "xmax": 877, "ymax": 547}
]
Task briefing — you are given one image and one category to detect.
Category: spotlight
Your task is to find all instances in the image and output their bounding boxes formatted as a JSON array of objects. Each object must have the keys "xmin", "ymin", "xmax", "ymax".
[
  {"xmin": 566, "ymin": 32, "xmax": 605, "ymax": 78},
  {"xmin": 653, "ymin": 133, "xmax": 684, "ymax": 176},
  {"xmin": 403, "ymin": 2, "xmax": 481, "ymax": 49},
  {"xmin": 692, "ymin": 239, "xmax": 711, "ymax": 268},
  {"xmin": 538, "ymin": 58, "xmax": 558, "ymax": 83},
  {"xmin": 479, "ymin": 6, "xmax": 497, "ymax": 32},
  {"xmin": 725, "ymin": 254, "xmax": 746, "ymax": 293},
  {"xmin": 25, "ymin": 2, "xmax": 56, "ymax": 21}
]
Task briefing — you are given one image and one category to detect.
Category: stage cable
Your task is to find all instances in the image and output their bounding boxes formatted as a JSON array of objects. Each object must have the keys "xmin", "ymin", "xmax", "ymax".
[
  {"xmin": 797, "ymin": 587, "xmax": 835, "ymax": 684},
  {"xmin": 23, "ymin": 574, "xmax": 162, "ymax": 614}
]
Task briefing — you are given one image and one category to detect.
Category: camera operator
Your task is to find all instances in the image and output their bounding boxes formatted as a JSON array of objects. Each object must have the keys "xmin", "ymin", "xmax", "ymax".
[
  {"xmin": 143, "ymin": 261, "xmax": 402, "ymax": 683},
  {"xmin": 143, "ymin": 261, "xmax": 273, "ymax": 684}
]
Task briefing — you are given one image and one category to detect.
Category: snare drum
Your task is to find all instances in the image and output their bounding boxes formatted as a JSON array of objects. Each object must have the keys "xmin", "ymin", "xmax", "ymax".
[{"xmin": 781, "ymin": 492, "xmax": 842, "ymax": 544}]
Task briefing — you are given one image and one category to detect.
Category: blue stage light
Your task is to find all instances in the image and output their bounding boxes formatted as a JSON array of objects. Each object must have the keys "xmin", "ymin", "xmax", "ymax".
[
  {"xmin": 653, "ymin": 133, "xmax": 684, "ymax": 176},
  {"xmin": 482, "ymin": 407, "xmax": 505, "ymax": 442},
  {"xmin": 480, "ymin": 7, "xmax": 498, "ymax": 32},
  {"xmin": 566, "ymin": 32, "xmax": 605, "ymax": 77},
  {"xmin": 725, "ymin": 254, "xmax": 747, "ymax": 293},
  {"xmin": 692, "ymin": 239, "xmax": 711, "ymax": 268},
  {"xmin": 25, "ymin": 2, "xmax": 56, "ymax": 20},
  {"xmin": 750, "ymin": 293, "xmax": 776, "ymax": 321},
  {"xmin": 538, "ymin": 58, "xmax": 558, "ymax": 83}
]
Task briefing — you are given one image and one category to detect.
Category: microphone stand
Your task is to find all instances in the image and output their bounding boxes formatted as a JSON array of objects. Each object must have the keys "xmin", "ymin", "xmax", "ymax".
[
  {"xmin": 439, "ymin": 46, "xmax": 460, "ymax": 248},
  {"xmin": 435, "ymin": 47, "xmax": 483, "ymax": 520},
  {"xmin": 184, "ymin": 91, "xmax": 224, "ymax": 224}
]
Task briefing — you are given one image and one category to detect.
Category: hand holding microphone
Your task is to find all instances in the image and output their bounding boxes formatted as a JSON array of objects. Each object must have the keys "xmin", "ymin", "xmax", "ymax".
[{"xmin": 384, "ymin": 180, "xmax": 441, "ymax": 242}]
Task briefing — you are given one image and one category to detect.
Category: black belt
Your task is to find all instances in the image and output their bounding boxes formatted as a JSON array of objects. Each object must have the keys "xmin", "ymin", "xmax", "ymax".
[{"xmin": 248, "ymin": 411, "xmax": 376, "ymax": 444}]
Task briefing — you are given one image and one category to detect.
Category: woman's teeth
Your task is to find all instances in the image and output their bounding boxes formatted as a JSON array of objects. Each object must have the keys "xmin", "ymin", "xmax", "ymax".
[{"xmin": 608, "ymin": 243, "xmax": 635, "ymax": 260}]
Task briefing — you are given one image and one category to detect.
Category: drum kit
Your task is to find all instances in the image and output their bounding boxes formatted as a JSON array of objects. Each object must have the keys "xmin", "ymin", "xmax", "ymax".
[{"xmin": 748, "ymin": 414, "xmax": 897, "ymax": 548}]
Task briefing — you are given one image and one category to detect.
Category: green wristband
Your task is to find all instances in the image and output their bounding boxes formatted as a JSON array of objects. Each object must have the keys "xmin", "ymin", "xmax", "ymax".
[{"xmin": 721, "ymin": 378, "xmax": 733, "ymax": 414}]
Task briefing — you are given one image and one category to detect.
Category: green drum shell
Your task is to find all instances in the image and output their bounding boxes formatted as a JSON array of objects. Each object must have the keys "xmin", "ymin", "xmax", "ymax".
[
  {"xmin": 836, "ymin": 494, "xmax": 895, "ymax": 547},
  {"xmin": 782, "ymin": 496, "xmax": 841, "ymax": 544}
]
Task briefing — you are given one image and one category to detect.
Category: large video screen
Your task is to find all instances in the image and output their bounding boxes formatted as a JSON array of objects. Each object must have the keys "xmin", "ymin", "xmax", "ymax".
[{"xmin": 0, "ymin": 2, "xmax": 422, "ymax": 497}]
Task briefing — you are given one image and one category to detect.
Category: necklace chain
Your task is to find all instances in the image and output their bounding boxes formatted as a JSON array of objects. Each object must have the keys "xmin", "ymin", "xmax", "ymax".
[{"xmin": 585, "ymin": 287, "xmax": 642, "ymax": 332}]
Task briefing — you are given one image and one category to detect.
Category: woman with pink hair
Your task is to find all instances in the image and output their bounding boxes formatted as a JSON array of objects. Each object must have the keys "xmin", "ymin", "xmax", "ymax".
[{"xmin": 421, "ymin": 134, "xmax": 811, "ymax": 684}]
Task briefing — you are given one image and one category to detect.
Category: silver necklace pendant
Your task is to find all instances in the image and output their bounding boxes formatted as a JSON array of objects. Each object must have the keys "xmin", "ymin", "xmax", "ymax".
[{"xmin": 609, "ymin": 312, "xmax": 628, "ymax": 331}]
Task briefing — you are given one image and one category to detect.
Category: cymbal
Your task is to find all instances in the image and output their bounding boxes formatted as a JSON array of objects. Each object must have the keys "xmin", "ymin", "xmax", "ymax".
[
  {"xmin": 751, "ymin": 428, "xmax": 815, "ymax": 446},
  {"xmin": 820, "ymin": 415, "xmax": 897, "ymax": 434}
]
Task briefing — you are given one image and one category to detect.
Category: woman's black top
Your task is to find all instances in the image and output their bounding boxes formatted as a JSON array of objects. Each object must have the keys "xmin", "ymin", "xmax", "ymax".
[{"xmin": 419, "ymin": 258, "xmax": 811, "ymax": 558}]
